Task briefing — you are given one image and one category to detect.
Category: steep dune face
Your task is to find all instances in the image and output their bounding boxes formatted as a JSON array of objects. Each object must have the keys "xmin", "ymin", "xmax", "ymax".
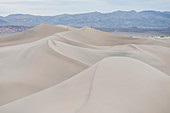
[{"xmin": 0, "ymin": 25, "xmax": 170, "ymax": 113}]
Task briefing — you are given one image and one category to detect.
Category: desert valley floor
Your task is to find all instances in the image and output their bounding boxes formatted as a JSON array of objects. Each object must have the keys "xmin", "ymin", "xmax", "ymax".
[{"xmin": 0, "ymin": 24, "xmax": 170, "ymax": 113}]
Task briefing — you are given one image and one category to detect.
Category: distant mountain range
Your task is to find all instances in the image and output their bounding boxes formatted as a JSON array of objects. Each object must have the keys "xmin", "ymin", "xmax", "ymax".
[
  {"xmin": 0, "ymin": 25, "xmax": 31, "ymax": 34},
  {"xmin": 0, "ymin": 10, "xmax": 170, "ymax": 28}
]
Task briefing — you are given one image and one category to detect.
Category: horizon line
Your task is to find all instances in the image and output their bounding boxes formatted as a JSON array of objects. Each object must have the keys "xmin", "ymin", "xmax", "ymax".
[{"xmin": 1, "ymin": 10, "xmax": 170, "ymax": 17}]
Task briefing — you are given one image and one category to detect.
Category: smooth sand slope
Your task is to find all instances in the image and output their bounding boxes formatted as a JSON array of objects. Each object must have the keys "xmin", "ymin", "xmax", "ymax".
[
  {"xmin": 0, "ymin": 25, "xmax": 170, "ymax": 113},
  {"xmin": 0, "ymin": 57, "xmax": 170, "ymax": 113}
]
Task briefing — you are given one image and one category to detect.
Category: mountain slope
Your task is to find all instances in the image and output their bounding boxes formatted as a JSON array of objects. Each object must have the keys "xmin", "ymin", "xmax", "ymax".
[{"xmin": 1, "ymin": 11, "xmax": 170, "ymax": 28}]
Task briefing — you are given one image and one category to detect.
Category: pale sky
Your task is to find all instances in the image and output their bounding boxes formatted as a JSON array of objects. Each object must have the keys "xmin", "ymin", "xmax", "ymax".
[{"xmin": 0, "ymin": 0, "xmax": 170, "ymax": 16}]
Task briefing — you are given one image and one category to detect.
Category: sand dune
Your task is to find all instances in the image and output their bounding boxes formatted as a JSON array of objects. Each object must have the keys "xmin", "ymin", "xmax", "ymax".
[
  {"xmin": 0, "ymin": 24, "xmax": 70, "ymax": 47},
  {"xmin": 0, "ymin": 25, "xmax": 170, "ymax": 113}
]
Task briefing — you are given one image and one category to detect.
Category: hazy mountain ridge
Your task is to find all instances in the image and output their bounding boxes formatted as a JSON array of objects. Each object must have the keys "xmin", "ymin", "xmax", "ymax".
[
  {"xmin": 0, "ymin": 25, "xmax": 31, "ymax": 34},
  {"xmin": 0, "ymin": 19, "xmax": 7, "ymax": 25},
  {"xmin": 0, "ymin": 10, "xmax": 170, "ymax": 28}
]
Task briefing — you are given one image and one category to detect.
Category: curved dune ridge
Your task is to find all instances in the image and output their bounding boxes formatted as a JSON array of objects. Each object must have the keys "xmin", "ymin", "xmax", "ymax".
[{"xmin": 0, "ymin": 24, "xmax": 170, "ymax": 113}]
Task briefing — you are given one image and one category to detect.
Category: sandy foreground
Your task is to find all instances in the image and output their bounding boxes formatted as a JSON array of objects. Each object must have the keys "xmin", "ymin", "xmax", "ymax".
[{"xmin": 0, "ymin": 24, "xmax": 170, "ymax": 113}]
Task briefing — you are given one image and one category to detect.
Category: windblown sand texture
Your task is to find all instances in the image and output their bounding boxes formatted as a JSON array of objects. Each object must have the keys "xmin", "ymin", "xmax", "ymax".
[{"xmin": 0, "ymin": 24, "xmax": 170, "ymax": 113}]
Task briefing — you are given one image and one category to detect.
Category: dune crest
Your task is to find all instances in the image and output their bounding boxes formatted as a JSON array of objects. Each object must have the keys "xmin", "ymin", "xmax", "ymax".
[{"xmin": 0, "ymin": 25, "xmax": 170, "ymax": 113}]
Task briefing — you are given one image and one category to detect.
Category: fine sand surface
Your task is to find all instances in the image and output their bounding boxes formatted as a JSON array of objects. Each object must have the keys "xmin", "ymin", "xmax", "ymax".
[{"xmin": 0, "ymin": 24, "xmax": 170, "ymax": 113}]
